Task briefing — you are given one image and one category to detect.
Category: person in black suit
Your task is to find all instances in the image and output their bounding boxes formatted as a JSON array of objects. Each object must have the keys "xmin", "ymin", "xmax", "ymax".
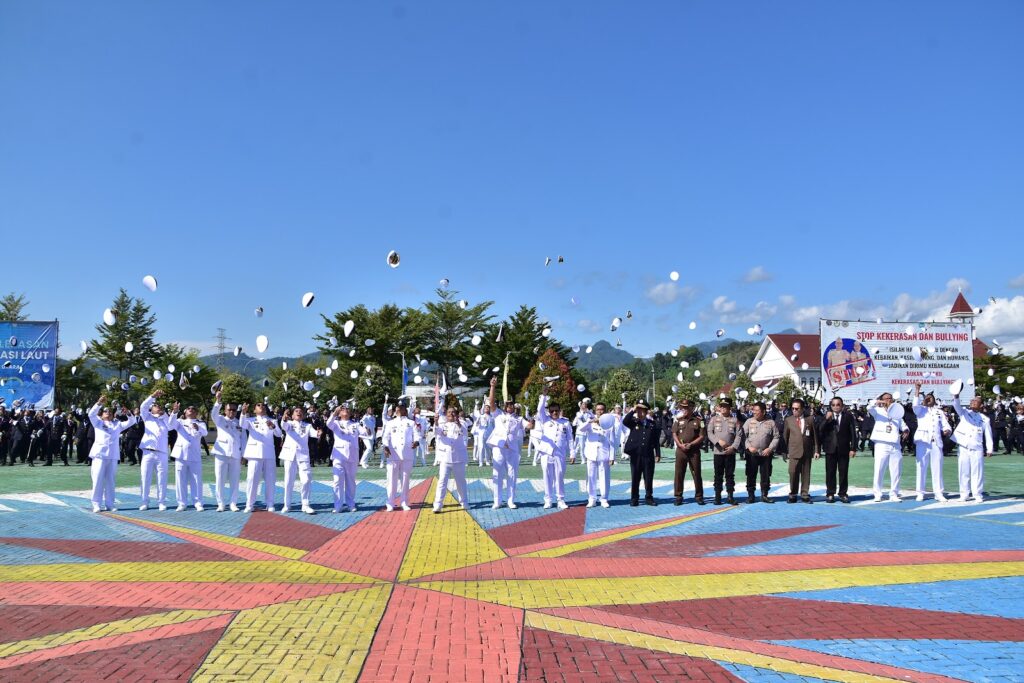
[
  {"xmin": 622, "ymin": 400, "xmax": 661, "ymax": 506},
  {"xmin": 819, "ymin": 396, "xmax": 857, "ymax": 503}
]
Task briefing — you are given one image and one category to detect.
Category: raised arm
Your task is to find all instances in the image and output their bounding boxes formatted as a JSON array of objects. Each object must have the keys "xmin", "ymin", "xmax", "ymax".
[
  {"xmin": 536, "ymin": 392, "xmax": 550, "ymax": 425},
  {"xmin": 488, "ymin": 376, "xmax": 497, "ymax": 413}
]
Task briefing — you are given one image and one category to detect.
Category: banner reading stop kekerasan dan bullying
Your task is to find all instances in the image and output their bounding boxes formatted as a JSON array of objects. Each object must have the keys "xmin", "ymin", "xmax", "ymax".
[
  {"xmin": 819, "ymin": 319, "xmax": 976, "ymax": 403},
  {"xmin": 0, "ymin": 321, "xmax": 59, "ymax": 410}
]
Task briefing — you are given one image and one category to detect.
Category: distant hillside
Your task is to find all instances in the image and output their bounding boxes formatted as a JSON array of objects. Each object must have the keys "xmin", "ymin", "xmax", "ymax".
[
  {"xmin": 570, "ymin": 340, "xmax": 635, "ymax": 372},
  {"xmin": 199, "ymin": 351, "xmax": 323, "ymax": 378}
]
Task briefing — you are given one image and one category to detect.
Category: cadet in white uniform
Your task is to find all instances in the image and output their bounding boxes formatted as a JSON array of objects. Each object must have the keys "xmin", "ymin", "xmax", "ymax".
[
  {"xmin": 412, "ymin": 407, "xmax": 429, "ymax": 466},
  {"xmin": 382, "ymin": 403, "xmax": 418, "ymax": 511},
  {"xmin": 211, "ymin": 392, "xmax": 245, "ymax": 511},
  {"xmin": 240, "ymin": 403, "xmax": 281, "ymax": 512},
  {"xmin": 471, "ymin": 404, "xmax": 493, "ymax": 467},
  {"xmin": 359, "ymin": 408, "xmax": 377, "ymax": 468},
  {"xmin": 537, "ymin": 388, "xmax": 573, "ymax": 509},
  {"xmin": 952, "ymin": 389, "xmax": 994, "ymax": 502},
  {"xmin": 327, "ymin": 405, "xmax": 362, "ymax": 512},
  {"xmin": 571, "ymin": 400, "xmax": 594, "ymax": 464},
  {"xmin": 527, "ymin": 410, "xmax": 543, "ymax": 465},
  {"xmin": 869, "ymin": 393, "xmax": 909, "ymax": 502},
  {"xmin": 86, "ymin": 396, "xmax": 139, "ymax": 513},
  {"xmin": 576, "ymin": 402, "xmax": 615, "ymax": 508},
  {"xmin": 139, "ymin": 390, "xmax": 178, "ymax": 511},
  {"xmin": 279, "ymin": 407, "xmax": 318, "ymax": 514},
  {"xmin": 486, "ymin": 376, "xmax": 524, "ymax": 509},
  {"xmin": 170, "ymin": 406, "xmax": 208, "ymax": 511},
  {"xmin": 911, "ymin": 383, "xmax": 952, "ymax": 502},
  {"xmin": 433, "ymin": 405, "xmax": 469, "ymax": 511}
]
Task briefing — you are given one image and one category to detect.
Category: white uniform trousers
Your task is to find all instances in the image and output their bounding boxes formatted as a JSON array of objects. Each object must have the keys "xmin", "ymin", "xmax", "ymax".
[
  {"xmin": 872, "ymin": 442, "xmax": 902, "ymax": 498},
  {"xmin": 90, "ymin": 458, "xmax": 117, "ymax": 509},
  {"xmin": 282, "ymin": 459, "xmax": 311, "ymax": 509},
  {"xmin": 140, "ymin": 451, "xmax": 168, "ymax": 507},
  {"xmin": 213, "ymin": 455, "xmax": 240, "ymax": 507},
  {"xmin": 529, "ymin": 437, "xmax": 541, "ymax": 465},
  {"xmin": 332, "ymin": 458, "xmax": 358, "ymax": 510},
  {"xmin": 573, "ymin": 434, "xmax": 585, "ymax": 461},
  {"xmin": 386, "ymin": 458, "xmax": 414, "ymax": 506},
  {"xmin": 359, "ymin": 437, "xmax": 375, "ymax": 466},
  {"xmin": 915, "ymin": 441, "xmax": 945, "ymax": 497},
  {"xmin": 473, "ymin": 437, "xmax": 489, "ymax": 466},
  {"xmin": 435, "ymin": 461, "xmax": 467, "ymax": 507},
  {"xmin": 415, "ymin": 440, "xmax": 428, "ymax": 466},
  {"xmin": 246, "ymin": 458, "xmax": 276, "ymax": 509},
  {"xmin": 958, "ymin": 447, "xmax": 985, "ymax": 501},
  {"xmin": 174, "ymin": 457, "xmax": 202, "ymax": 506},
  {"xmin": 587, "ymin": 460, "xmax": 611, "ymax": 503},
  {"xmin": 542, "ymin": 453, "xmax": 566, "ymax": 504},
  {"xmin": 491, "ymin": 446, "xmax": 519, "ymax": 505}
]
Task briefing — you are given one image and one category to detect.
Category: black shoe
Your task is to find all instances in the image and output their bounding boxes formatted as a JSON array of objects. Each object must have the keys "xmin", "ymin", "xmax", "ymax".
[
  {"xmin": 787, "ymin": 495, "xmax": 797, "ymax": 504},
  {"xmin": 746, "ymin": 494, "xmax": 755, "ymax": 504},
  {"xmin": 645, "ymin": 498, "xmax": 657, "ymax": 506},
  {"xmin": 43, "ymin": 462, "xmax": 52, "ymax": 466},
  {"xmin": 826, "ymin": 495, "xmax": 835, "ymax": 503},
  {"xmin": 629, "ymin": 501, "xmax": 639, "ymax": 507},
  {"xmin": 802, "ymin": 496, "xmax": 813, "ymax": 504},
  {"xmin": 727, "ymin": 495, "xmax": 738, "ymax": 506},
  {"xmin": 762, "ymin": 495, "xmax": 774, "ymax": 504},
  {"xmin": 697, "ymin": 498, "xmax": 706, "ymax": 505},
  {"xmin": 673, "ymin": 499, "xmax": 683, "ymax": 506},
  {"xmin": 28, "ymin": 462, "xmax": 34, "ymax": 467},
  {"xmin": 714, "ymin": 494, "xmax": 722, "ymax": 505},
  {"xmin": 840, "ymin": 495, "xmax": 850, "ymax": 504}
]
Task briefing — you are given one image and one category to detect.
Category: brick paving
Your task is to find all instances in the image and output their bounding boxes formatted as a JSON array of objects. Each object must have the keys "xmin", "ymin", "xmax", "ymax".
[{"xmin": 0, "ymin": 476, "xmax": 1021, "ymax": 682}]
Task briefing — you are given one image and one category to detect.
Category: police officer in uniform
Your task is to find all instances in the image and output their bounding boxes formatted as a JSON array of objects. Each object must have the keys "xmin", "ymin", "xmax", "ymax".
[
  {"xmin": 741, "ymin": 402, "xmax": 781, "ymax": 503},
  {"xmin": 706, "ymin": 398, "xmax": 743, "ymax": 505},
  {"xmin": 671, "ymin": 399, "xmax": 705, "ymax": 505}
]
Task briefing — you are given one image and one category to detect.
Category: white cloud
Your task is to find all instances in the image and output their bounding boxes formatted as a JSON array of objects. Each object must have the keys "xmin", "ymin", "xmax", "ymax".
[
  {"xmin": 743, "ymin": 266, "xmax": 773, "ymax": 283},
  {"xmin": 576, "ymin": 319, "xmax": 601, "ymax": 333},
  {"xmin": 778, "ymin": 294, "xmax": 796, "ymax": 307},
  {"xmin": 712, "ymin": 296, "xmax": 736, "ymax": 313},
  {"xmin": 646, "ymin": 282, "xmax": 680, "ymax": 306},
  {"xmin": 974, "ymin": 296, "xmax": 1024, "ymax": 351},
  {"xmin": 1009, "ymin": 274, "xmax": 1024, "ymax": 289}
]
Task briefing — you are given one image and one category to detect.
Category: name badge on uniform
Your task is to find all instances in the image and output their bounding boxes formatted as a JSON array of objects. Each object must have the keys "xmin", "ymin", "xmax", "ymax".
[
  {"xmin": 804, "ymin": 429, "xmax": 810, "ymax": 437},
  {"xmin": 885, "ymin": 425, "xmax": 892, "ymax": 434}
]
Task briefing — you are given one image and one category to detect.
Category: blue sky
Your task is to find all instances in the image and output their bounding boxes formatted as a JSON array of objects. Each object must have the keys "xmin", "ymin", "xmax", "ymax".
[{"xmin": 2, "ymin": 0, "xmax": 1023, "ymax": 357}]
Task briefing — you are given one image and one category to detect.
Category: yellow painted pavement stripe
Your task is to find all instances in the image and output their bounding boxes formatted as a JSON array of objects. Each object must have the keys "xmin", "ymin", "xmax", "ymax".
[
  {"xmin": 521, "ymin": 506, "xmax": 733, "ymax": 558},
  {"xmin": 398, "ymin": 490, "xmax": 507, "ymax": 582},
  {"xmin": 416, "ymin": 561, "xmax": 1024, "ymax": 609},
  {"xmin": 525, "ymin": 612, "xmax": 906, "ymax": 683},
  {"xmin": 108, "ymin": 513, "xmax": 307, "ymax": 560},
  {"xmin": 0, "ymin": 560, "xmax": 380, "ymax": 585},
  {"xmin": 193, "ymin": 585, "xmax": 392, "ymax": 682},
  {"xmin": 0, "ymin": 609, "xmax": 227, "ymax": 659}
]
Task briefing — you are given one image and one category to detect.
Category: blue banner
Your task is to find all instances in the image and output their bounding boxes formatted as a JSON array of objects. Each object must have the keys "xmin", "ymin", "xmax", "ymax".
[{"xmin": 0, "ymin": 321, "xmax": 59, "ymax": 410}]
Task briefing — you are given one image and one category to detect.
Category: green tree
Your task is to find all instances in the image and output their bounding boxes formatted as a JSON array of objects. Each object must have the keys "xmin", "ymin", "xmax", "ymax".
[
  {"xmin": 598, "ymin": 368, "xmax": 644, "ymax": 410},
  {"xmin": 352, "ymin": 365, "xmax": 393, "ymax": 414},
  {"xmin": 772, "ymin": 376, "xmax": 802, "ymax": 405},
  {"xmin": 521, "ymin": 347, "xmax": 579, "ymax": 417},
  {"xmin": 422, "ymin": 288, "xmax": 495, "ymax": 385},
  {"xmin": 478, "ymin": 305, "xmax": 574, "ymax": 402},
  {"xmin": 55, "ymin": 358, "xmax": 104, "ymax": 408},
  {"xmin": 315, "ymin": 303, "xmax": 430, "ymax": 385},
  {"xmin": 145, "ymin": 345, "xmax": 219, "ymax": 414},
  {"xmin": 678, "ymin": 345, "xmax": 703, "ymax": 365},
  {"xmin": 974, "ymin": 350, "xmax": 1024, "ymax": 399},
  {"xmin": 263, "ymin": 361, "xmax": 320, "ymax": 410},
  {"xmin": 216, "ymin": 372, "xmax": 256, "ymax": 406},
  {"xmin": 0, "ymin": 293, "xmax": 29, "ymax": 322},
  {"xmin": 88, "ymin": 289, "xmax": 162, "ymax": 381},
  {"xmin": 669, "ymin": 379, "xmax": 701, "ymax": 404}
]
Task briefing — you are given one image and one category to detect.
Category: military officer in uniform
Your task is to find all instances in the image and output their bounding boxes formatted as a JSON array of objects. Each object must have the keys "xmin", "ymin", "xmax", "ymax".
[
  {"xmin": 86, "ymin": 396, "xmax": 139, "ymax": 513},
  {"xmin": 211, "ymin": 392, "xmax": 246, "ymax": 511},
  {"xmin": 383, "ymin": 402, "xmax": 419, "ymax": 511},
  {"xmin": 622, "ymin": 400, "xmax": 661, "ymax": 506},
  {"xmin": 911, "ymin": 383, "xmax": 952, "ymax": 502},
  {"xmin": 951, "ymin": 384, "xmax": 994, "ymax": 502},
  {"xmin": 240, "ymin": 403, "xmax": 282, "ymax": 512},
  {"xmin": 536, "ymin": 386, "xmax": 573, "ymax": 509},
  {"xmin": 671, "ymin": 399, "xmax": 705, "ymax": 505},
  {"xmin": 741, "ymin": 402, "xmax": 781, "ymax": 503},
  {"xmin": 486, "ymin": 376, "xmax": 525, "ymax": 509},
  {"xmin": 706, "ymin": 398, "xmax": 743, "ymax": 505},
  {"xmin": 139, "ymin": 390, "xmax": 179, "ymax": 511},
  {"xmin": 327, "ymin": 404, "xmax": 362, "ymax": 512},
  {"xmin": 869, "ymin": 392, "xmax": 909, "ymax": 502},
  {"xmin": 170, "ymin": 406, "xmax": 208, "ymax": 511},
  {"xmin": 576, "ymin": 402, "xmax": 615, "ymax": 508}
]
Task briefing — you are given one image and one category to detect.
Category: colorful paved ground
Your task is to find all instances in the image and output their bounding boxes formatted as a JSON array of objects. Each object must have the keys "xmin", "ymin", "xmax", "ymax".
[{"xmin": 0, "ymin": 477, "xmax": 1022, "ymax": 682}]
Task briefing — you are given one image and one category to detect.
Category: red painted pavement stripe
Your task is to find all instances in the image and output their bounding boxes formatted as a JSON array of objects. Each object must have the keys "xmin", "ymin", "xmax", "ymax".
[
  {"xmin": 301, "ymin": 478, "xmax": 434, "ymax": 581},
  {"xmin": 104, "ymin": 515, "xmax": 289, "ymax": 561},
  {"xmin": 0, "ymin": 537, "xmax": 243, "ymax": 563},
  {"xmin": 600, "ymin": 595, "xmax": 1024, "ymax": 642},
  {"xmin": 0, "ymin": 612, "xmax": 233, "ymax": 670},
  {"xmin": 358, "ymin": 585, "xmax": 523, "ymax": 683},
  {"xmin": 239, "ymin": 510, "xmax": 341, "ymax": 551},
  {"xmin": 0, "ymin": 605, "xmax": 171, "ymax": 643},
  {"xmin": 0, "ymin": 581, "xmax": 372, "ymax": 610},
  {"xmin": 415, "ymin": 549, "xmax": 1024, "ymax": 582},
  {"xmin": 537, "ymin": 606, "xmax": 965, "ymax": 683},
  {"xmin": 487, "ymin": 505, "xmax": 587, "ymax": 553},
  {"xmin": 565, "ymin": 525, "xmax": 835, "ymax": 559}
]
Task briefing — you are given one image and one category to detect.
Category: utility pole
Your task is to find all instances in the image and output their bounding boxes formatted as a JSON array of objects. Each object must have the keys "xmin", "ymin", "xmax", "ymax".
[{"xmin": 213, "ymin": 328, "xmax": 231, "ymax": 372}]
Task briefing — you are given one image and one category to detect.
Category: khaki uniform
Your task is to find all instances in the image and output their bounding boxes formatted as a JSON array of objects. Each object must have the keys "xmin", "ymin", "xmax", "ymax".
[
  {"xmin": 672, "ymin": 415, "xmax": 705, "ymax": 503},
  {"xmin": 706, "ymin": 414, "xmax": 743, "ymax": 499}
]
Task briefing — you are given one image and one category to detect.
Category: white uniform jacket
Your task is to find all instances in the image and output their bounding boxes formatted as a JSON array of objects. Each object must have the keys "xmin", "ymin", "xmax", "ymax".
[
  {"xmin": 487, "ymin": 409, "xmax": 524, "ymax": 450},
  {"xmin": 241, "ymin": 416, "xmax": 282, "ymax": 460},
  {"xmin": 434, "ymin": 420, "xmax": 469, "ymax": 464},
  {"xmin": 326, "ymin": 416, "xmax": 362, "ymax": 462},
  {"xmin": 952, "ymin": 397, "xmax": 994, "ymax": 452},
  {"xmin": 383, "ymin": 417, "xmax": 417, "ymax": 462},
  {"xmin": 139, "ymin": 396, "xmax": 178, "ymax": 455},
  {"xmin": 577, "ymin": 420, "xmax": 614, "ymax": 462},
  {"xmin": 87, "ymin": 404, "xmax": 139, "ymax": 460},
  {"xmin": 536, "ymin": 395, "xmax": 573, "ymax": 458},
  {"xmin": 280, "ymin": 420, "xmax": 317, "ymax": 462},
  {"xmin": 171, "ymin": 418, "xmax": 208, "ymax": 461},
  {"xmin": 911, "ymin": 396, "xmax": 951, "ymax": 446},
  {"xmin": 211, "ymin": 403, "xmax": 245, "ymax": 459},
  {"xmin": 868, "ymin": 405, "xmax": 905, "ymax": 445}
]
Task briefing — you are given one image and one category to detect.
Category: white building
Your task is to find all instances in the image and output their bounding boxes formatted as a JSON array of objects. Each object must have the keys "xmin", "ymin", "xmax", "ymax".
[{"xmin": 748, "ymin": 333, "xmax": 823, "ymax": 396}]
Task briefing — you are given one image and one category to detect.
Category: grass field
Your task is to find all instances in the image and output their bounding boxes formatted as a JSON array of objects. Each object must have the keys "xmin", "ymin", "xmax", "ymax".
[{"xmin": 1, "ymin": 446, "xmax": 1021, "ymax": 497}]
